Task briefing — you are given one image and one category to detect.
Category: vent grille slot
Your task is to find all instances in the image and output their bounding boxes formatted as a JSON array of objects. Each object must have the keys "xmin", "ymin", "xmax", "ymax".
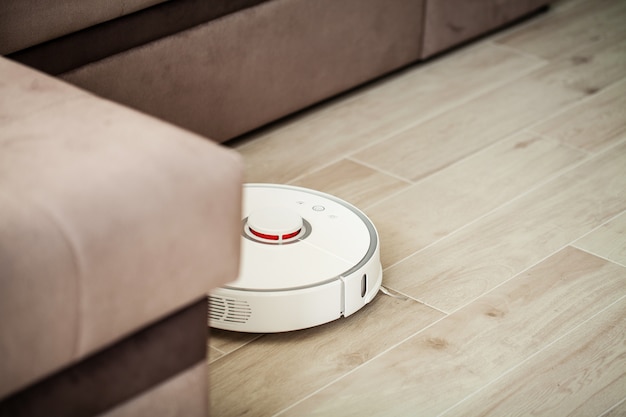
[{"xmin": 208, "ymin": 295, "xmax": 252, "ymax": 324}]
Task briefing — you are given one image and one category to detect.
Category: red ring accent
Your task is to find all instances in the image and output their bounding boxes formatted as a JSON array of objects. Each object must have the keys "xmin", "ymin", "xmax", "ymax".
[
  {"xmin": 281, "ymin": 229, "xmax": 302, "ymax": 240},
  {"xmin": 249, "ymin": 228, "xmax": 279, "ymax": 240},
  {"xmin": 249, "ymin": 228, "xmax": 302, "ymax": 241}
]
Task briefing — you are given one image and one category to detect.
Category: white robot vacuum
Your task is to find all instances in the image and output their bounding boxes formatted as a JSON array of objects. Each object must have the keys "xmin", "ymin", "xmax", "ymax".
[{"xmin": 209, "ymin": 183, "xmax": 382, "ymax": 333}]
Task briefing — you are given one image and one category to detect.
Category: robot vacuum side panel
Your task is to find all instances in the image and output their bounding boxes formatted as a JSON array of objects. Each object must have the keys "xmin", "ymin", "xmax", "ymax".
[{"xmin": 210, "ymin": 279, "xmax": 343, "ymax": 332}]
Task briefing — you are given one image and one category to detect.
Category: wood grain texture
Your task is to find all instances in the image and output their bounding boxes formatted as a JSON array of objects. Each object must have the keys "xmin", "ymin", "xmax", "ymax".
[
  {"xmin": 209, "ymin": 294, "xmax": 443, "ymax": 417},
  {"xmin": 366, "ymin": 132, "xmax": 585, "ymax": 267},
  {"xmin": 496, "ymin": 0, "xmax": 626, "ymax": 60},
  {"xmin": 383, "ymin": 140, "xmax": 626, "ymax": 312},
  {"xmin": 531, "ymin": 78, "xmax": 626, "ymax": 153},
  {"xmin": 574, "ymin": 211, "xmax": 626, "ymax": 266},
  {"xmin": 440, "ymin": 295, "xmax": 626, "ymax": 417},
  {"xmin": 353, "ymin": 35, "xmax": 626, "ymax": 182},
  {"xmin": 280, "ymin": 247, "xmax": 626, "ymax": 417},
  {"xmin": 234, "ymin": 42, "xmax": 544, "ymax": 184},
  {"xmin": 212, "ymin": 2, "xmax": 626, "ymax": 415},
  {"xmin": 208, "ymin": 346, "xmax": 223, "ymax": 363},
  {"xmin": 601, "ymin": 399, "xmax": 626, "ymax": 417},
  {"xmin": 209, "ymin": 329, "xmax": 262, "ymax": 357}
]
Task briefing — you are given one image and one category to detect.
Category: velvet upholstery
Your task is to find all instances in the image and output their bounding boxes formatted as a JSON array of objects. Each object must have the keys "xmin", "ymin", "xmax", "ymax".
[
  {"xmin": 60, "ymin": 0, "xmax": 426, "ymax": 142},
  {"xmin": 0, "ymin": 57, "xmax": 242, "ymax": 406},
  {"xmin": 422, "ymin": 0, "xmax": 549, "ymax": 57},
  {"xmin": 6, "ymin": 0, "xmax": 268, "ymax": 75},
  {"xmin": 0, "ymin": 299, "xmax": 208, "ymax": 417},
  {"xmin": 100, "ymin": 362, "xmax": 208, "ymax": 417},
  {"xmin": 0, "ymin": 0, "xmax": 168, "ymax": 54}
]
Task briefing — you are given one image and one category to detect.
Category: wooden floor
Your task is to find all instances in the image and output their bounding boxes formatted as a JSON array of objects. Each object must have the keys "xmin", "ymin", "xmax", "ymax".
[{"xmin": 209, "ymin": 0, "xmax": 626, "ymax": 415}]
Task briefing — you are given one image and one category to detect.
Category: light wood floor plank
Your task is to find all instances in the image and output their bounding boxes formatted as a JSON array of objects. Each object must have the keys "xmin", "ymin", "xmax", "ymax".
[
  {"xmin": 208, "ymin": 346, "xmax": 224, "ymax": 363},
  {"xmin": 233, "ymin": 42, "xmax": 545, "ymax": 184},
  {"xmin": 211, "ymin": 2, "xmax": 626, "ymax": 415},
  {"xmin": 209, "ymin": 294, "xmax": 443, "ymax": 417},
  {"xmin": 440, "ymin": 294, "xmax": 626, "ymax": 417},
  {"xmin": 531, "ymin": 78, "xmax": 626, "ymax": 154},
  {"xmin": 352, "ymin": 35, "xmax": 626, "ymax": 182},
  {"xmin": 574, "ymin": 211, "xmax": 626, "ymax": 266},
  {"xmin": 279, "ymin": 247, "xmax": 626, "ymax": 417},
  {"xmin": 209, "ymin": 328, "xmax": 262, "ymax": 357},
  {"xmin": 601, "ymin": 399, "xmax": 626, "ymax": 417},
  {"xmin": 289, "ymin": 159, "xmax": 411, "ymax": 209},
  {"xmin": 383, "ymin": 140, "xmax": 626, "ymax": 312},
  {"xmin": 496, "ymin": 0, "xmax": 626, "ymax": 60},
  {"xmin": 366, "ymin": 132, "xmax": 585, "ymax": 267}
]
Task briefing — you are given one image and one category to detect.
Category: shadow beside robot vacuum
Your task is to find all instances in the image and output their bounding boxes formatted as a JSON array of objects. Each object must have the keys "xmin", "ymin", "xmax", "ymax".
[{"xmin": 209, "ymin": 183, "xmax": 382, "ymax": 333}]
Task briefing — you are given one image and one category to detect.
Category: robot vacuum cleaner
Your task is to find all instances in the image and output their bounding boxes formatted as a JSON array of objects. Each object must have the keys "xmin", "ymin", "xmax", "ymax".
[{"xmin": 209, "ymin": 183, "xmax": 382, "ymax": 333}]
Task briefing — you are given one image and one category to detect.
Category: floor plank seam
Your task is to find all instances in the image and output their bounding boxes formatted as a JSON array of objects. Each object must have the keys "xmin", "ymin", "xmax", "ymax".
[
  {"xmin": 489, "ymin": 3, "xmax": 561, "ymax": 43},
  {"xmin": 419, "ymin": 224, "xmax": 626, "ymax": 325},
  {"xmin": 213, "ymin": 2, "xmax": 626, "ymax": 413},
  {"xmin": 570, "ymin": 244, "xmax": 626, "ymax": 269},
  {"xmin": 489, "ymin": 39, "xmax": 550, "ymax": 63},
  {"xmin": 379, "ymin": 285, "xmax": 451, "ymax": 315},
  {"xmin": 569, "ymin": 208, "xmax": 626, "ymax": 247},
  {"xmin": 381, "ymin": 136, "xmax": 625, "ymax": 273},
  {"xmin": 271, "ymin": 312, "xmax": 456, "ymax": 417},
  {"xmin": 362, "ymin": 124, "xmax": 559, "ymax": 212},
  {"xmin": 285, "ymin": 154, "xmax": 357, "ymax": 185},
  {"xmin": 208, "ymin": 334, "xmax": 265, "ymax": 363},
  {"xmin": 344, "ymin": 156, "xmax": 415, "ymax": 186},
  {"xmin": 341, "ymin": 55, "xmax": 548, "ymax": 161},
  {"xmin": 522, "ymin": 76, "xmax": 626, "ymax": 139},
  {"xmin": 496, "ymin": 0, "xmax": 626, "ymax": 61},
  {"xmin": 273, "ymin": 240, "xmax": 586, "ymax": 414},
  {"xmin": 233, "ymin": 91, "xmax": 366, "ymax": 153},
  {"xmin": 598, "ymin": 396, "xmax": 626, "ymax": 417},
  {"xmin": 208, "ymin": 345, "xmax": 227, "ymax": 355},
  {"xmin": 273, "ymin": 242, "xmax": 623, "ymax": 417},
  {"xmin": 434, "ymin": 294, "xmax": 626, "ymax": 417}
]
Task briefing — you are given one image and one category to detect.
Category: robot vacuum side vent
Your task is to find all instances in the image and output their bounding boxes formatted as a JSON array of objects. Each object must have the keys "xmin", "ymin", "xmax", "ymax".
[{"xmin": 208, "ymin": 296, "xmax": 252, "ymax": 325}]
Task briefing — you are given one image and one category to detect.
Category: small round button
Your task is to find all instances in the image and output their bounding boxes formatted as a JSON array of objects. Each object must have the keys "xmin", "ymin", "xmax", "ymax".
[{"xmin": 312, "ymin": 205, "xmax": 325, "ymax": 212}]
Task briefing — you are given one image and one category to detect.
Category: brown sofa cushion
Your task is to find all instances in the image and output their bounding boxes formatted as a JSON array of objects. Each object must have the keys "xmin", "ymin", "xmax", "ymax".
[
  {"xmin": 0, "ymin": 0, "xmax": 168, "ymax": 54},
  {"xmin": 5, "ymin": 0, "xmax": 269, "ymax": 75},
  {"xmin": 60, "ymin": 0, "xmax": 425, "ymax": 142}
]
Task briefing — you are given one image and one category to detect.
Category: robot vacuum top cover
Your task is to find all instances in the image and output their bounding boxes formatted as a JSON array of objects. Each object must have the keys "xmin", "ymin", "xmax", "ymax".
[{"xmin": 209, "ymin": 183, "xmax": 382, "ymax": 333}]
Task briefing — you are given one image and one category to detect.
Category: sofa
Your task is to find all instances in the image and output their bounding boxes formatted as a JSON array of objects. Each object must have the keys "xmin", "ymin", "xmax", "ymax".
[
  {"xmin": 1, "ymin": 0, "xmax": 550, "ymax": 143},
  {"xmin": 0, "ymin": 57, "xmax": 242, "ymax": 416},
  {"xmin": 1, "ymin": 0, "xmax": 550, "ymax": 415}
]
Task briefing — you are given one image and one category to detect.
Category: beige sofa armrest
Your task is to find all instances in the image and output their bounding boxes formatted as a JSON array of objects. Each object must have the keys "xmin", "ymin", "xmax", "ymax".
[{"xmin": 0, "ymin": 57, "xmax": 242, "ymax": 399}]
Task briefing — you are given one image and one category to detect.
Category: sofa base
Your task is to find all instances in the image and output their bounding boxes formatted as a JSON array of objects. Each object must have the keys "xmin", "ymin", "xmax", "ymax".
[
  {"xmin": 100, "ymin": 362, "xmax": 207, "ymax": 417},
  {"xmin": 0, "ymin": 298, "xmax": 208, "ymax": 417}
]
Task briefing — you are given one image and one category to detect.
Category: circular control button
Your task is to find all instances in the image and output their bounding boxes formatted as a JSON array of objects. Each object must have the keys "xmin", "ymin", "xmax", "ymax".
[{"xmin": 312, "ymin": 205, "xmax": 325, "ymax": 212}]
